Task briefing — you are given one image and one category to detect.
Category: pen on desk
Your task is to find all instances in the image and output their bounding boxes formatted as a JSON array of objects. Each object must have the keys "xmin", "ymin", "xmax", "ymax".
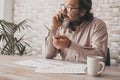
[
  {"xmin": 44, "ymin": 24, "xmax": 50, "ymax": 32},
  {"xmin": 44, "ymin": 24, "xmax": 60, "ymax": 36}
]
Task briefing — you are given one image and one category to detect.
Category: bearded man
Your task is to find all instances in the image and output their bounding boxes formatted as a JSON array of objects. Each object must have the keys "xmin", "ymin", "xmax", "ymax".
[{"xmin": 42, "ymin": 0, "xmax": 108, "ymax": 63}]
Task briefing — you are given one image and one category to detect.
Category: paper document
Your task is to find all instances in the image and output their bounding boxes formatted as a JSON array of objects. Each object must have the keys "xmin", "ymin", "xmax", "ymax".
[
  {"xmin": 14, "ymin": 59, "xmax": 56, "ymax": 69},
  {"xmin": 35, "ymin": 64, "xmax": 86, "ymax": 73},
  {"xmin": 14, "ymin": 58, "xmax": 72, "ymax": 68},
  {"xmin": 14, "ymin": 58, "xmax": 86, "ymax": 73}
]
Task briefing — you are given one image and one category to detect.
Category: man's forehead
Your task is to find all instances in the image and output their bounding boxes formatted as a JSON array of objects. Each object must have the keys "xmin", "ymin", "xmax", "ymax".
[{"xmin": 64, "ymin": 0, "xmax": 79, "ymax": 6}]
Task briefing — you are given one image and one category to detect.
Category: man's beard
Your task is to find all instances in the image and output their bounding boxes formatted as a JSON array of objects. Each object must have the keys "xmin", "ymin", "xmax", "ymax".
[{"xmin": 62, "ymin": 16, "xmax": 84, "ymax": 31}]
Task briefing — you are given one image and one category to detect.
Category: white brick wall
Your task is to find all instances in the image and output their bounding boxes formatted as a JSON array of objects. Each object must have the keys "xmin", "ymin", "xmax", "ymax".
[
  {"xmin": 14, "ymin": 0, "xmax": 120, "ymax": 56},
  {"xmin": 14, "ymin": 0, "xmax": 62, "ymax": 54},
  {"xmin": 92, "ymin": 0, "xmax": 120, "ymax": 56}
]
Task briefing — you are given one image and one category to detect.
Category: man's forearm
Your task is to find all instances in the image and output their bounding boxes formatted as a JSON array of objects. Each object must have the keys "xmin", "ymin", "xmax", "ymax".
[
  {"xmin": 45, "ymin": 35, "xmax": 57, "ymax": 59},
  {"xmin": 42, "ymin": 30, "xmax": 57, "ymax": 59}
]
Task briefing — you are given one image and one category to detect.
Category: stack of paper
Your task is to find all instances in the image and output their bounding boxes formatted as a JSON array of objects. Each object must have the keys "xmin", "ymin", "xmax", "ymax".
[
  {"xmin": 35, "ymin": 63, "xmax": 86, "ymax": 73},
  {"xmin": 14, "ymin": 58, "xmax": 86, "ymax": 74}
]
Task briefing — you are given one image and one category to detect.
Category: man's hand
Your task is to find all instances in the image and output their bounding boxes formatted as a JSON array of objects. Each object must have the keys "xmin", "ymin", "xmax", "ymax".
[
  {"xmin": 50, "ymin": 11, "xmax": 65, "ymax": 31},
  {"xmin": 52, "ymin": 35, "xmax": 71, "ymax": 49}
]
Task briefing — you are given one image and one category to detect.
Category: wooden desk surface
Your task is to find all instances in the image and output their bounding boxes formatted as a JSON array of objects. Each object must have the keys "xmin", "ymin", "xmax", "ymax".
[{"xmin": 0, "ymin": 55, "xmax": 120, "ymax": 80}]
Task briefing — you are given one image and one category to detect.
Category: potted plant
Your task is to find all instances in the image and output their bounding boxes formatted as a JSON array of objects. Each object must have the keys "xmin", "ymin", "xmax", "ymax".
[{"xmin": 0, "ymin": 19, "xmax": 31, "ymax": 55}]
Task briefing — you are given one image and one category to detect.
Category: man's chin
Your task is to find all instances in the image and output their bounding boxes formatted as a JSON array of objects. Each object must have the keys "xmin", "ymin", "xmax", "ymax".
[
  {"xmin": 62, "ymin": 20, "xmax": 70, "ymax": 29},
  {"xmin": 62, "ymin": 17, "xmax": 82, "ymax": 29}
]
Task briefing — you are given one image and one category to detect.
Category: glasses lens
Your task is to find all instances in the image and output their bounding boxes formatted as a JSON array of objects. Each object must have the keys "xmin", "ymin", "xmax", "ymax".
[
  {"xmin": 60, "ymin": 4, "xmax": 72, "ymax": 12},
  {"xmin": 66, "ymin": 7, "xmax": 71, "ymax": 12}
]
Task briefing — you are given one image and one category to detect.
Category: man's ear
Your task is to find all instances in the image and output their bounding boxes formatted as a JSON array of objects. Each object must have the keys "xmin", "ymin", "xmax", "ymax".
[{"xmin": 79, "ymin": 9, "xmax": 86, "ymax": 17}]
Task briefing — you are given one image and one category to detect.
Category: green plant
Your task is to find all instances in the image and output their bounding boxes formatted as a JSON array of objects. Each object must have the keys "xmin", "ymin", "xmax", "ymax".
[{"xmin": 0, "ymin": 19, "xmax": 31, "ymax": 55}]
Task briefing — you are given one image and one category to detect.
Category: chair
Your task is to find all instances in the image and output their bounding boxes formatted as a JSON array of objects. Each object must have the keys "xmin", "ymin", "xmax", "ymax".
[{"xmin": 105, "ymin": 48, "xmax": 111, "ymax": 66}]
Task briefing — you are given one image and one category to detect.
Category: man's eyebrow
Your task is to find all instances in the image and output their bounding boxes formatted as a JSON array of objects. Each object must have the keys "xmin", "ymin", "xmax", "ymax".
[
  {"xmin": 66, "ymin": 4, "xmax": 79, "ymax": 7},
  {"xmin": 66, "ymin": 4, "xmax": 75, "ymax": 6}
]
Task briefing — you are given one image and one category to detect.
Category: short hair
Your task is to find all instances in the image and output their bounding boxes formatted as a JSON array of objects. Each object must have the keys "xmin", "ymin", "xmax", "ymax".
[{"xmin": 78, "ymin": 0, "xmax": 93, "ymax": 21}]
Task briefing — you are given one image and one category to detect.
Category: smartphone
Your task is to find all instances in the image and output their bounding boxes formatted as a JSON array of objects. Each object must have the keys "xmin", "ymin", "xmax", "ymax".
[{"xmin": 59, "ymin": 13, "xmax": 65, "ymax": 22}]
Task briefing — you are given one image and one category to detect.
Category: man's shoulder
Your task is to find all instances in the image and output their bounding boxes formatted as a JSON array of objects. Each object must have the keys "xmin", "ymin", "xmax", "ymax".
[
  {"xmin": 90, "ymin": 17, "xmax": 107, "ymax": 30},
  {"xmin": 92, "ymin": 17, "xmax": 105, "ymax": 25}
]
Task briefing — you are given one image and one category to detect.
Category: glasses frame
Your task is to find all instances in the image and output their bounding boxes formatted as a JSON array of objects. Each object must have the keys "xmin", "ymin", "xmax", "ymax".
[{"xmin": 60, "ymin": 4, "xmax": 79, "ymax": 12}]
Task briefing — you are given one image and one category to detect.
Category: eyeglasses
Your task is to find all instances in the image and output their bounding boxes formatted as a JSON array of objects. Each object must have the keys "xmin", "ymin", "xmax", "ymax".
[{"xmin": 60, "ymin": 4, "xmax": 79, "ymax": 12}]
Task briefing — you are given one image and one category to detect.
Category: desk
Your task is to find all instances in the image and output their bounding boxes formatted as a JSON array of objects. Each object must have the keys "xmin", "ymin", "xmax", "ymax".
[{"xmin": 0, "ymin": 56, "xmax": 120, "ymax": 80}]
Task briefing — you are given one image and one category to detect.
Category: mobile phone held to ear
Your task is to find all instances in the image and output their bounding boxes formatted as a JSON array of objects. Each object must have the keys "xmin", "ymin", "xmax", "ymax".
[{"xmin": 59, "ymin": 14, "xmax": 65, "ymax": 22}]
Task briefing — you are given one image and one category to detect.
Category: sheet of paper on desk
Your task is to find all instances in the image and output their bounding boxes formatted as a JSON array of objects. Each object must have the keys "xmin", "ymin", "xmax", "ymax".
[
  {"xmin": 35, "ymin": 64, "xmax": 86, "ymax": 73},
  {"xmin": 14, "ymin": 59, "xmax": 55, "ymax": 68},
  {"xmin": 14, "ymin": 58, "xmax": 86, "ymax": 73},
  {"xmin": 14, "ymin": 58, "xmax": 73, "ymax": 68}
]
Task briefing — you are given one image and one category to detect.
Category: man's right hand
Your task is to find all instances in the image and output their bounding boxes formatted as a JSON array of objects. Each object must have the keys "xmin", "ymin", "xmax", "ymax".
[{"xmin": 50, "ymin": 11, "xmax": 63, "ymax": 31}]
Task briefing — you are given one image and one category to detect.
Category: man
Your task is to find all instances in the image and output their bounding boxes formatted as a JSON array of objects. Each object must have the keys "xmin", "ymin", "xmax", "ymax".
[{"xmin": 42, "ymin": 0, "xmax": 108, "ymax": 63}]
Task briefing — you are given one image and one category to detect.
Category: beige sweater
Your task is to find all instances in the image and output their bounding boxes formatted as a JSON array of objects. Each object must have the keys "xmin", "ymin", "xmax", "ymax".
[{"xmin": 42, "ymin": 17, "xmax": 108, "ymax": 63}]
